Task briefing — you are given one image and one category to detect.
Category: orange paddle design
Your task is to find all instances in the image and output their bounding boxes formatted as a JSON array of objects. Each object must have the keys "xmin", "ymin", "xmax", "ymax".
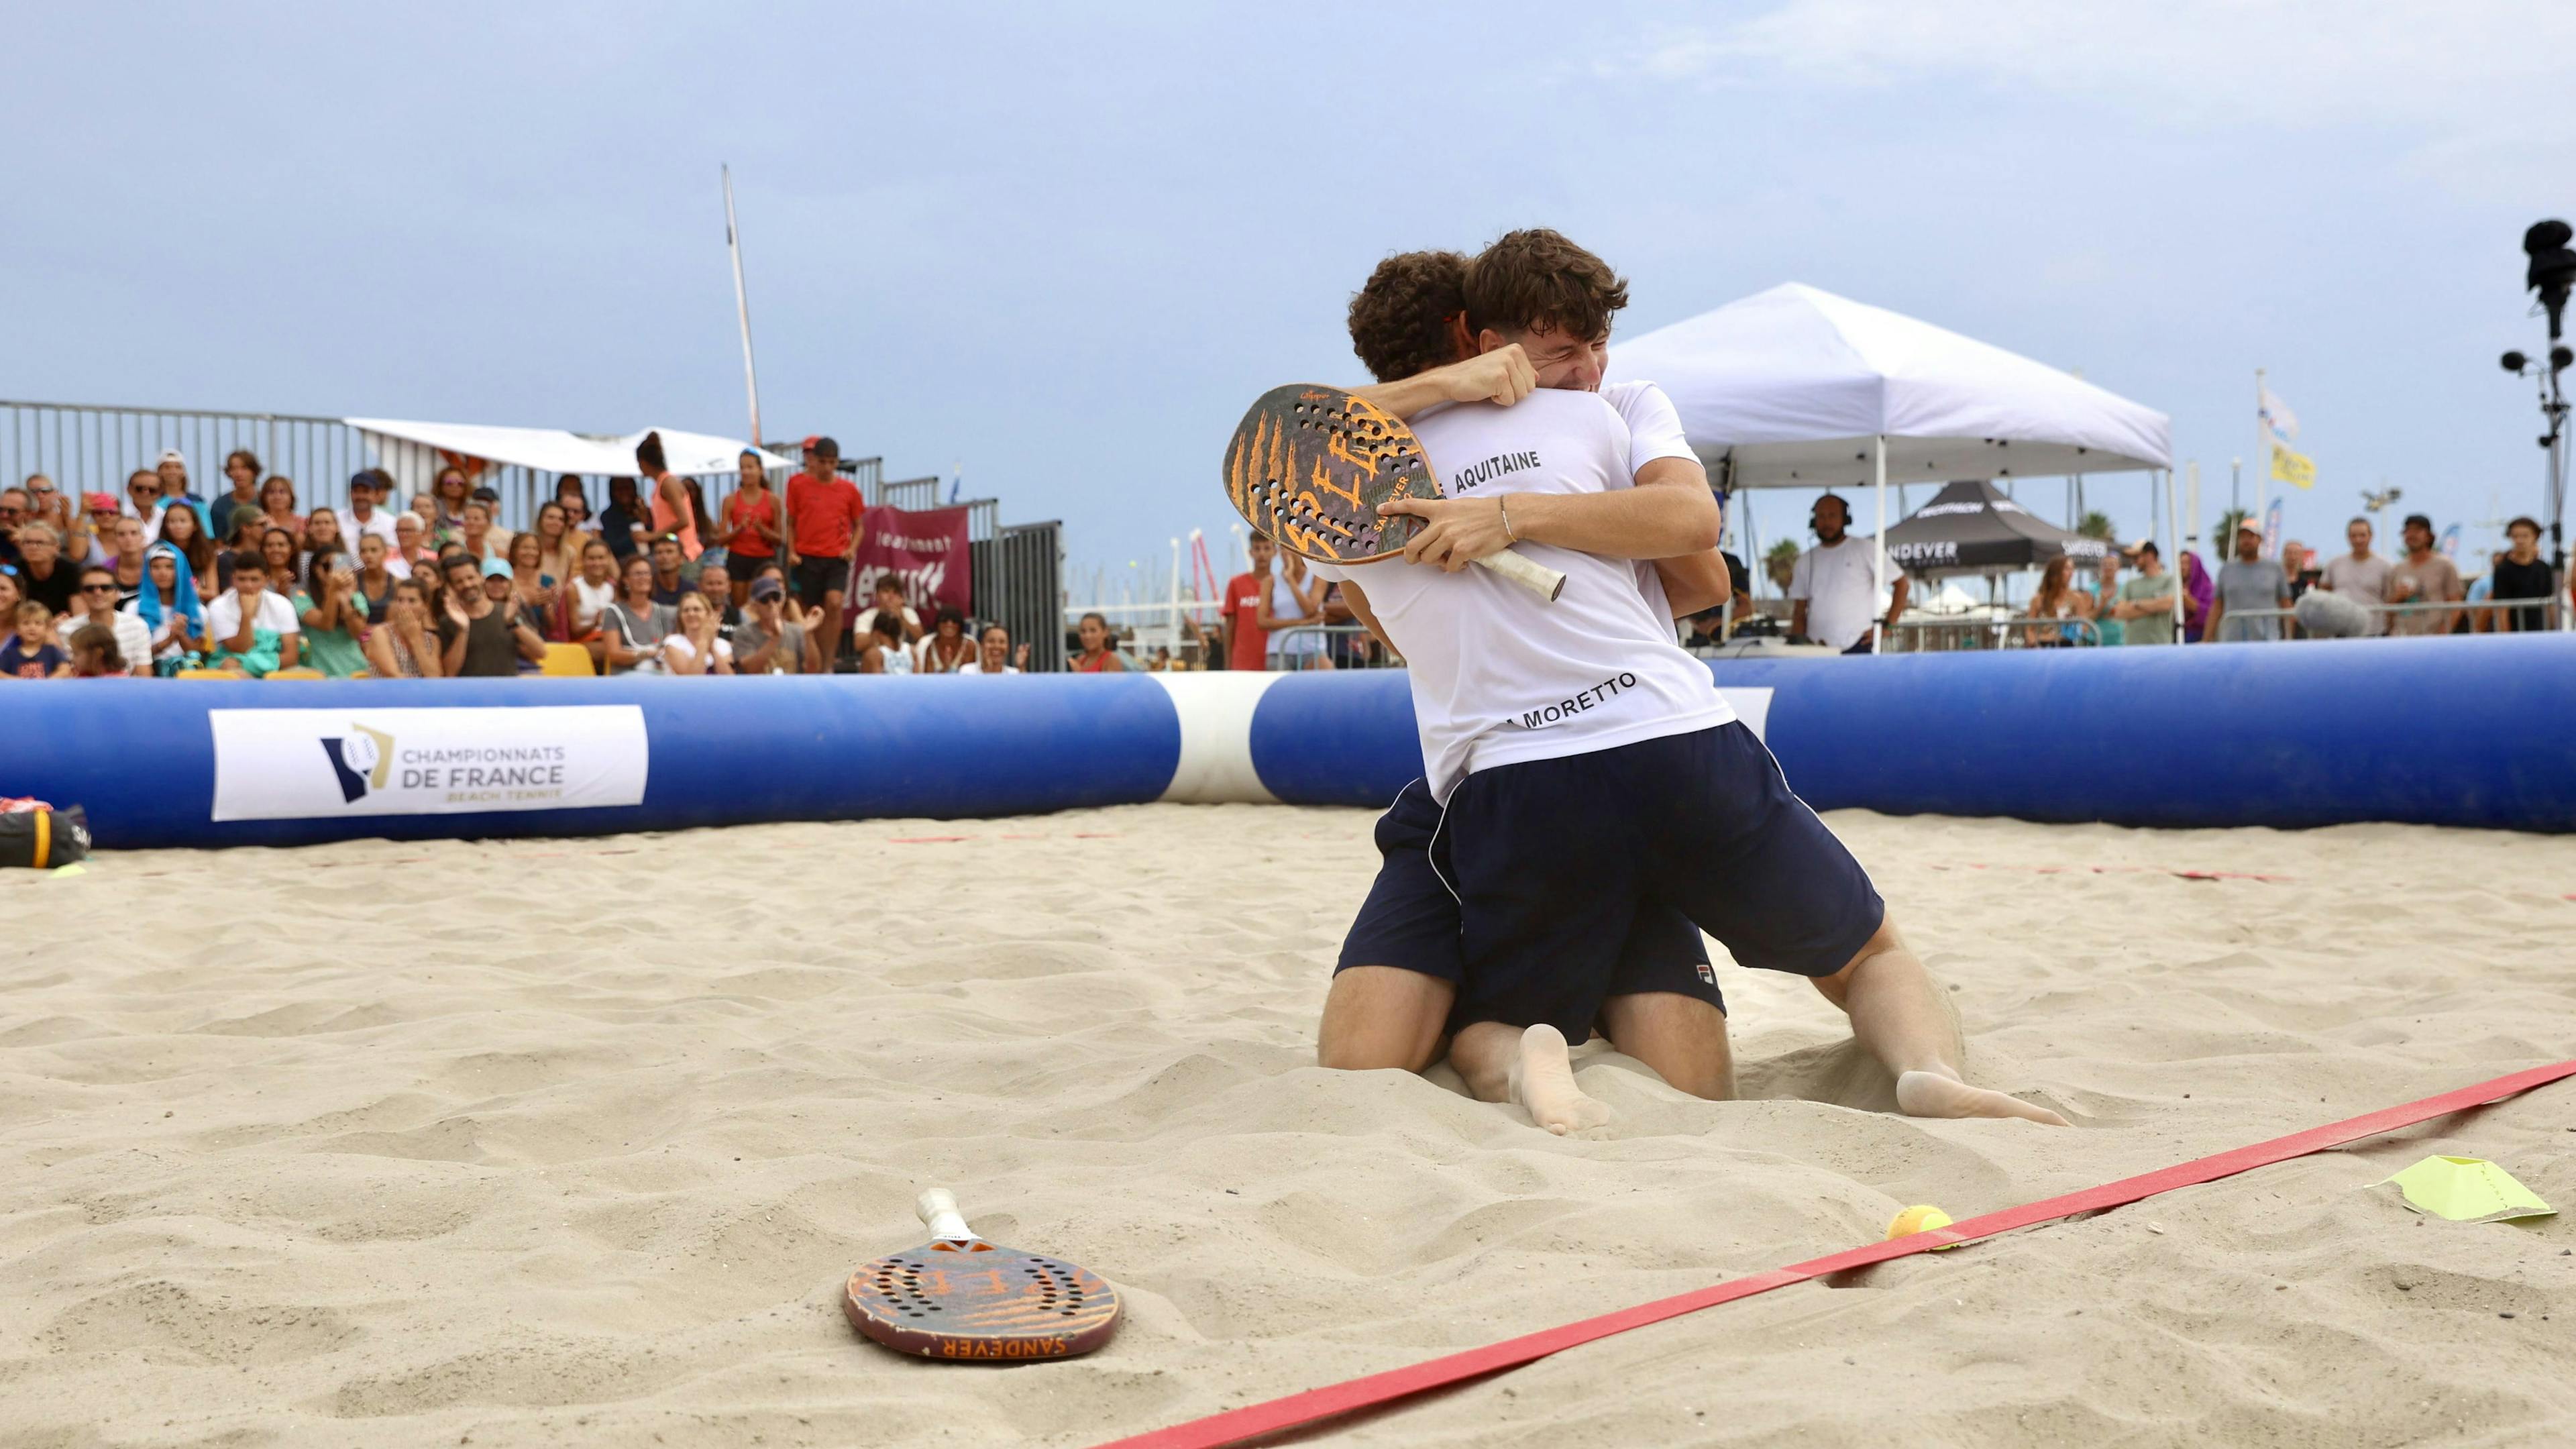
[{"xmin": 844, "ymin": 1189, "xmax": 1122, "ymax": 1361}]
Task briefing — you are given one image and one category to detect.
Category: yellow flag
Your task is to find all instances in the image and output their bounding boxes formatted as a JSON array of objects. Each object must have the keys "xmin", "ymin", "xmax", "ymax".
[{"xmin": 2269, "ymin": 442, "xmax": 2315, "ymax": 489}]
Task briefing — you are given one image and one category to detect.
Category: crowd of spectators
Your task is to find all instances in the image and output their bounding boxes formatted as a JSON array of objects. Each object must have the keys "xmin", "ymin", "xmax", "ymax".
[{"xmin": 0, "ymin": 436, "xmax": 1036, "ymax": 681}]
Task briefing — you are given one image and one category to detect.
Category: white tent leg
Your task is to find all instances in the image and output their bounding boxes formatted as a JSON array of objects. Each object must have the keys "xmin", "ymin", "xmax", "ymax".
[
  {"xmin": 1871, "ymin": 435, "xmax": 1889, "ymax": 653},
  {"xmin": 2165, "ymin": 467, "xmax": 2183, "ymax": 645}
]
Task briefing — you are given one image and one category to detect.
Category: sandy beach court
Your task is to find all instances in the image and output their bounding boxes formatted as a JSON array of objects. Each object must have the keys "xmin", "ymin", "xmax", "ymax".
[{"xmin": 5, "ymin": 804, "xmax": 2573, "ymax": 1446}]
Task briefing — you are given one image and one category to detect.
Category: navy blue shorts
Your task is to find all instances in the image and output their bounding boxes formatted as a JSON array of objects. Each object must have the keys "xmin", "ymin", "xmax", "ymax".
[
  {"xmin": 1410, "ymin": 722, "xmax": 1882, "ymax": 1040},
  {"xmin": 1336, "ymin": 780, "xmax": 1723, "ymax": 1029}
]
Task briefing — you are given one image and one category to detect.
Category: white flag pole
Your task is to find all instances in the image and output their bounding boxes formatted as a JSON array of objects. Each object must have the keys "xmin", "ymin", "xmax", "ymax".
[
  {"xmin": 1871, "ymin": 434, "xmax": 1889, "ymax": 653},
  {"xmin": 2251, "ymin": 368, "xmax": 2269, "ymax": 557},
  {"xmin": 723, "ymin": 166, "xmax": 763, "ymax": 448}
]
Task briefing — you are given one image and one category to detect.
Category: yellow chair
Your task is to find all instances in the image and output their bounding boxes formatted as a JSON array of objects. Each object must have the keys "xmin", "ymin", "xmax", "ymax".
[
  {"xmin": 174, "ymin": 668, "xmax": 234, "ymax": 680},
  {"xmin": 266, "ymin": 667, "xmax": 326, "ymax": 680},
  {"xmin": 539, "ymin": 643, "xmax": 598, "ymax": 678}
]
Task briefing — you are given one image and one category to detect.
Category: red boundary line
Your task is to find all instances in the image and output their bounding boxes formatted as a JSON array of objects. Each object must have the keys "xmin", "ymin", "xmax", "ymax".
[{"xmin": 1091, "ymin": 1059, "xmax": 2576, "ymax": 1449}]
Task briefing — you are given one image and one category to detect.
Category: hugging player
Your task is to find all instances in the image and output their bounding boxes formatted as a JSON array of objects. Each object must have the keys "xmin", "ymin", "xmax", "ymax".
[{"xmin": 1311, "ymin": 229, "xmax": 2067, "ymax": 1132}]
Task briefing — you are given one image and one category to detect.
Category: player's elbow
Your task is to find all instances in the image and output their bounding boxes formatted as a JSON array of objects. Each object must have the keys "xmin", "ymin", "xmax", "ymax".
[{"xmin": 1663, "ymin": 490, "xmax": 1723, "ymax": 554}]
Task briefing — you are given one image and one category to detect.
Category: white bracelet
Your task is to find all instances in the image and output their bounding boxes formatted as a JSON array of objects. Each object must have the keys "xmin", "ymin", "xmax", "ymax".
[{"xmin": 1498, "ymin": 494, "xmax": 1517, "ymax": 543}]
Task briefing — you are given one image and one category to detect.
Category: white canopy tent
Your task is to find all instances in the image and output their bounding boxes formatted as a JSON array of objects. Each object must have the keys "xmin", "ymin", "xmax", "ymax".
[
  {"xmin": 348, "ymin": 417, "xmax": 795, "ymax": 504},
  {"xmin": 1607, "ymin": 283, "xmax": 2176, "ymax": 646}
]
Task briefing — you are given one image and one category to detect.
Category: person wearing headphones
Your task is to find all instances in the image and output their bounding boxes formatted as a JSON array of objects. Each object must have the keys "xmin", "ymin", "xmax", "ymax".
[{"xmin": 1788, "ymin": 493, "xmax": 1908, "ymax": 653}]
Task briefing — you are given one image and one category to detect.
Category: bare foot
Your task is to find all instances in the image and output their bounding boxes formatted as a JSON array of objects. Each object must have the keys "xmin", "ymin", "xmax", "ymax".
[
  {"xmin": 1896, "ymin": 1068, "xmax": 2070, "ymax": 1126},
  {"xmin": 1507, "ymin": 1024, "xmax": 1613, "ymax": 1135}
]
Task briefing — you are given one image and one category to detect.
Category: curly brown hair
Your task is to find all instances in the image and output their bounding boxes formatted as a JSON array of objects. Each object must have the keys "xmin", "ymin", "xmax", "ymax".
[
  {"xmin": 1347, "ymin": 250, "xmax": 1470, "ymax": 384},
  {"xmin": 1461, "ymin": 227, "xmax": 1628, "ymax": 342}
]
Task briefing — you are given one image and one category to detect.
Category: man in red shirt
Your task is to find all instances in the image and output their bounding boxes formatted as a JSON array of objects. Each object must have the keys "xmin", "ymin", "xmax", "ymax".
[
  {"xmin": 784, "ymin": 435, "xmax": 867, "ymax": 672},
  {"xmin": 1220, "ymin": 531, "xmax": 1276, "ymax": 672}
]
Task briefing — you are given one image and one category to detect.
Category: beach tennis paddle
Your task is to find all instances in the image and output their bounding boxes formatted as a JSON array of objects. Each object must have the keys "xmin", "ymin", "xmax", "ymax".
[
  {"xmin": 843, "ymin": 1189, "xmax": 1122, "ymax": 1362},
  {"xmin": 1224, "ymin": 384, "xmax": 1567, "ymax": 602}
]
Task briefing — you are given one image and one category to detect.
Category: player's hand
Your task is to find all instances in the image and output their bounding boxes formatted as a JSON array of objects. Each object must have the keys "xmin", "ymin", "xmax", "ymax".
[
  {"xmin": 1436, "ymin": 345, "xmax": 1536, "ymax": 407},
  {"xmin": 1381, "ymin": 496, "xmax": 1511, "ymax": 572}
]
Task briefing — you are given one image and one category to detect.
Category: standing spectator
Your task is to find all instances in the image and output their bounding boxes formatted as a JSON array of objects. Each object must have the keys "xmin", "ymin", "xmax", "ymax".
[
  {"xmin": 353, "ymin": 533, "xmax": 398, "ymax": 623},
  {"xmin": 153, "ymin": 501, "xmax": 217, "ymax": 602},
  {"xmin": 1070, "ymin": 611, "xmax": 1134, "ymax": 673},
  {"xmin": 468, "ymin": 486, "xmax": 517, "ymax": 559},
  {"xmin": 2021, "ymin": 556, "xmax": 2089, "ymax": 647},
  {"xmin": 437, "ymin": 556, "xmax": 545, "ymax": 676},
  {"xmin": 336, "ymin": 470, "xmax": 401, "ymax": 556},
  {"xmin": 659, "ymin": 591, "xmax": 735, "ymax": 675},
  {"xmin": 2383, "ymin": 513, "xmax": 2464, "ymax": 638},
  {"xmin": 2316, "ymin": 517, "xmax": 2392, "ymax": 636},
  {"xmin": 0, "ymin": 486, "xmax": 23, "ymax": 572},
  {"xmin": 429, "ymin": 466, "xmax": 472, "ymax": 541},
  {"xmin": 2206, "ymin": 523, "xmax": 2291, "ymax": 643},
  {"xmin": 300, "ymin": 506, "xmax": 347, "ymax": 589},
  {"xmin": 2084, "ymin": 553, "xmax": 2126, "ymax": 647},
  {"xmin": 68, "ymin": 566, "xmax": 149, "ymax": 676},
  {"xmin": 363, "ymin": 578, "xmax": 443, "ymax": 678},
  {"xmin": 1220, "ymin": 533, "xmax": 1276, "ymax": 672},
  {"xmin": 206, "ymin": 556, "xmax": 300, "ymax": 675},
  {"xmin": 1, "ymin": 602, "xmax": 70, "ymax": 678},
  {"xmin": 647, "ymin": 533, "xmax": 694, "ymax": 604},
  {"xmin": 734, "ymin": 576, "xmax": 812, "ymax": 675},
  {"xmin": 1788, "ymin": 493, "xmax": 1909, "ymax": 653},
  {"xmin": 294, "ymin": 547, "xmax": 372, "ymax": 678},
  {"xmin": 2177, "ymin": 549, "xmax": 2214, "ymax": 643},
  {"xmin": 66, "ymin": 623, "xmax": 128, "ymax": 680},
  {"xmin": 391, "ymin": 511, "xmax": 429, "ymax": 578},
  {"xmin": 528, "ymin": 500, "xmax": 580, "ymax": 588},
  {"xmin": 2487, "ymin": 517, "xmax": 2555, "ymax": 633},
  {"xmin": 566, "ymin": 537, "xmax": 620, "ymax": 667},
  {"xmin": 211, "ymin": 449, "xmax": 264, "ymax": 541},
  {"xmin": 599, "ymin": 476, "xmax": 648, "ymax": 561},
  {"xmin": 124, "ymin": 542, "xmax": 206, "ymax": 674},
  {"xmin": 1263, "ymin": 551, "xmax": 1328, "ymax": 669},
  {"xmin": 13, "ymin": 525, "xmax": 80, "ymax": 615},
  {"xmin": 214, "ymin": 511, "xmax": 264, "ymax": 594},
  {"xmin": 258, "ymin": 474, "xmax": 307, "ymax": 547},
  {"xmin": 785, "ymin": 436, "xmax": 867, "ymax": 674},
  {"xmin": 634, "ymin": 431, "xmax": 702, "ymax": 561},
  {"xmin": 720, "ymin": 449, "xmax": 782, "ymax": 599},
  {"xmin": 851, "ymin": 574, "xmax": 922, "ymax": 648},
  {"xmin": 117, "ymin": 470, "xmax": 162, "ymax": 540},
  {"xmin": 458, "ymin": 499, "xmax": 500, "ymax": 566},
  {"xmin": 917, "ymin": 607, "xmax": 976, "ymax": 673},
  {"xmin": 20, "ymin": 474, "xmax": 72, "ymax": 543},
  {"xmin": 103, "ymin": 513, "xmax": 148, "ymax": 606},
  {"xmin": 2280, "ymin": 539, "xmax": 2316, "ymax": 602},
  {"xmin": 505, "ymin": 531, "xmax": 561, "ymax": 638},
  {"xmin": 2108, "ymin": 541, "xmax": 2178, "ymax": 644},
  {"xmin": 155, "ymin": 449, "xmax": 199, "ymax": 506},
  {"xmin": 553, "ymin": 475, "xmax": 594, "ymax": 537},
  {"xmin": 602, "ymin": 555, "xmax": 677, "ymax": 675},
  {"xmin": 960, "ymin": 621, "xmax": 1029, "ymax": 674}
]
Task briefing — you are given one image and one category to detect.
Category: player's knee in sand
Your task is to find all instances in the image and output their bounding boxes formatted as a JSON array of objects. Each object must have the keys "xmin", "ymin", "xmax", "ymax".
[{"xmin": 1316, "ymin": 965, "xmax": 1450, "ymax": 1073}]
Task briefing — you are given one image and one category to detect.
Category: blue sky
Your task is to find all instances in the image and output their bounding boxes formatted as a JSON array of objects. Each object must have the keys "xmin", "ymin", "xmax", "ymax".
[{"xmin": 6, "ymin": 3, "xmax": 2567, "ymax": 593}]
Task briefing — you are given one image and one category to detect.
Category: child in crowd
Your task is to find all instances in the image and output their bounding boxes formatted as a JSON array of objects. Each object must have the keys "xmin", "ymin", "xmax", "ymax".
[
  {"xmin": 66, "ymin": 623, "xmax": 127, "ymax": 679},
  {"xmin": 2, "ymin": 601, "xmax": 70, "ymax": 678},
  {"xmin": 205, "ymin": 557, "xmax": 301, "ymax": 676}
]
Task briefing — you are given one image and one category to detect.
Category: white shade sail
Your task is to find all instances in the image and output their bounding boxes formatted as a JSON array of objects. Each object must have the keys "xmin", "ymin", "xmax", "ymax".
[
  {"xmin": 1606, "ymin": 282, "xmax": 2172, "ymax": 488},
  {"xmin": 349, "ymin": 417, "xmax": 795, "ymax": 500}
]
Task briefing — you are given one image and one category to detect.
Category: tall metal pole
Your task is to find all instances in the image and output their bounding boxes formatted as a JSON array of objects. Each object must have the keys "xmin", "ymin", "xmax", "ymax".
[{"xmin": 722, "ymin": 166, "xmax": 763, "ymax": 448}]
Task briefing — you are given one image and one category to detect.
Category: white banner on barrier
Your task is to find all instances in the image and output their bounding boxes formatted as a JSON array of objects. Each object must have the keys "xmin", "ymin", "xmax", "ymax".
[{"xmin": 209, "ymin": 706, "xmax": 649, "ymax": 822}]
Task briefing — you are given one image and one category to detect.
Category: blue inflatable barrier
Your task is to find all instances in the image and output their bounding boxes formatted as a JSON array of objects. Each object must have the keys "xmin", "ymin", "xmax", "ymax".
[{"xmin": 5, "ymin": 635, "xmax": 2572, "ymax": 849}]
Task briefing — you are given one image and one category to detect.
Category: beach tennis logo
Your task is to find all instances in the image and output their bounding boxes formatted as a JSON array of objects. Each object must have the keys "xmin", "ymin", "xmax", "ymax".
[
  {"xmin": 211, "ymin": 705, "xmax": 649, "ymax": 823},
  {"xmin": 320, "ymin": 723, "xmax": 396, "ymax": 803}
]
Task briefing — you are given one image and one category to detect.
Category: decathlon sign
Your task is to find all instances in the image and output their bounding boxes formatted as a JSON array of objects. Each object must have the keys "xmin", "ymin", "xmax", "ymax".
[{"xmin": 209, "ymin": 705, "xmax": 649, "ymax": 822}]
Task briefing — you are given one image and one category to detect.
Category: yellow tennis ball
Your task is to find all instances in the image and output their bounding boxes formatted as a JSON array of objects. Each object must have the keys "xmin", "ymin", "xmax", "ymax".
[{"xmin": 1886, "ymin": 1204, "xmax": 1953, "ymax": 1240}]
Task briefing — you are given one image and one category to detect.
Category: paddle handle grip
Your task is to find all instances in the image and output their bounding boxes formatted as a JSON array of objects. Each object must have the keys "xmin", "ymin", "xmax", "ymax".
[
  {"xmin": 916, "ymin": 1187, "xmax": 974, "ymax": 1242},
  {"xmin": 1477, "ymin": 547, "xmax": 1566, "ymax": 602}
]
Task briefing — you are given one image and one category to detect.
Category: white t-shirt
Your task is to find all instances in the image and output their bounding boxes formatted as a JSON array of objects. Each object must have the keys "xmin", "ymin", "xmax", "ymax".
[
  {"xmin": 659, "ymin": 633, "xmax": 733, "ymax": 673},
  {"xmin": 337, "ymin": 507, "xmax": 402, "ymax": 555},
  {"xmin": 957, "ymin": 661, "xmax": 1019, "ymax": 674},
  {"xmin": 1309, "ymin": 386, "xmax": 1732, "ymax": 804},
  {"xmin": 1788, "ymin": 537, "xmax": 1890, "ymax": 650},
  {"xmin": 82, "ymin": 608, "xmax": 154, "ymax": 672},
  {"xmin": 570, "ymin": 576, "xmax": 618, "ymax": 634},
  {"xmin": 205, "ymin": 588, "xmax": 301, "ymax": 641}
]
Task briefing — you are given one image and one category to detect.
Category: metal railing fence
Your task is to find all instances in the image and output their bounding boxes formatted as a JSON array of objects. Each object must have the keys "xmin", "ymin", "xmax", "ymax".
[
  {"xmin": 1886, "ymin": 616, "xmax": 2104, "ymax": 651},
  {"xmin": 1267, "ymin": 623, "xmax": 1403, "ymax": 669},
  {"xmin": 2210, "ymin": 596, "xmax": 2568, "ymax": 640}
]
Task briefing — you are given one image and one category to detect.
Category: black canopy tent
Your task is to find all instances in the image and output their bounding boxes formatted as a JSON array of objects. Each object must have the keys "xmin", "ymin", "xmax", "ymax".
[{"xmin": 1879, "ymin": 479, "xmax": 2110, "ymax": 579}]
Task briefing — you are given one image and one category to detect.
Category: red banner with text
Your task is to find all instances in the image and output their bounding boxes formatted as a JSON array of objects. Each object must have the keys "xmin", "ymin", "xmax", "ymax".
[{"xmin": 847, "ymin": 505, "xmax": 973, "ymax": 618}]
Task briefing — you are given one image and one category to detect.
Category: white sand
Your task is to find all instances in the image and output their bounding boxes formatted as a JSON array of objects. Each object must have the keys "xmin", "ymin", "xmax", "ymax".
[{"xmin": 5, "ymin": 806, "xmax": 2574, "ymax": 1446}]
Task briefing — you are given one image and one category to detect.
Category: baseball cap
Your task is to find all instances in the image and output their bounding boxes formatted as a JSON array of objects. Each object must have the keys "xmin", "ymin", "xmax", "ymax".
[
  {"xmin": 157, "ymin": 449, "xmax": 187, "ymax": 468},
  {"xmin": 803, "ymin": 435, "xmax": 839, "ymax": 457},
  {"xmin": 2403, "ymin": 513, "xmax": 2434, "ymax": 532},
  {"xmin": 480, "ymin": 556, "xmax": 511, "ymax": 580},
  {"xmin": 83, "ymin": 492, "xmax": 117, "ymax": 512},
  {"xmin": 749, "ymin": 576, "xmax": 784, "ymax": 602},
  {"xmin": 470, "ymin": 485, "xmax": 502, "ymax": 503},
  {"xmin": 348, "ymin": 470, "xmax": 378, "ymax": 492},
  {"xmin": 2236, "ymin": 520, "xmax": 2262, "ymax": 536}
]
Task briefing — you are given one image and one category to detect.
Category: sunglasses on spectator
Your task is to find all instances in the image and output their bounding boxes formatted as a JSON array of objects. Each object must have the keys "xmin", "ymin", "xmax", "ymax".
[{"xmin": 80, "ymin": 583, "xmax": 115, "ymax": 594}]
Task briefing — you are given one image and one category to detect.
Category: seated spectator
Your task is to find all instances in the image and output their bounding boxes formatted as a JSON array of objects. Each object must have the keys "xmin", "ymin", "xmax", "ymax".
[
  {"xmin": 124, "ymin": 541, "xmax": 207, "ymax": 676},
  {"xmin": 0, "ymin": 487, "xmax": 25, "ymax": 572},
  {"xmin": 69, "ymin": 566, "xmax": 150, "ymax": 676},
  {"xmin": 553, "ymin": 474, "xmax": 594, "ymax": 537},
  {"xmin": 600, "ymin": 476, "xmax": 648, "ymax": 561},
  {"xmin": 391, "ymin": 510, "xmax": 429, "ymax": 578},
  {"xmin": 258, "ymin": 474, "xmax": 307, "ymax": 547},
  {"xmin": 413, "ymin": 544, "xmax": 451, "ymax": 622},
  {"xmin": 436, "ymin": 555, "xmax": 545, "ymax": 677},
  {"xmin": 851, "ymin": 574, "xmax": 922, "ymax": 649},
  {"xmin": 206, "ymin": 556, "xmax": 301, "ymax": 676},
  {"xmin": 294, "ymin": 547, "xmax": 372, "ymax": 679},
  {"xmin": 658, "ymin": 591, "xmax": 735, "ymax": 676},
  {"xmin": 458, "ymin": 500, "xmax": 500, "ymax": 565},
  {"xmin": 13, "ymin": 524, "xmax": 80, "ymax": 616},
  {"xmin": 118, "ymin": 470, "xmax": 163, "ymax": 540},
  {"xmin": 354, "ymin": 532, "xmax": 399, "ymax": 623},
  {"xmin": 1070, "ymin": 611, "xmax": 1134, "ymax": 673},
  {"xmin": 505, "ymin": 531, "xmax": 562, "ymax": 639},
  {"xmin": 696, "ymin": 560, "xmax": 741, "ymax": 645},
  {"xmin": 213, "ymin": 510, "xmax": 262, "ymax": 594},
  {"xmin": 2383, "ymin": 513, "xmax": 2464, "ymax": 638},
  {"xmin": 259, "ymin": 527, "xmax": 303, "ymax": 603},
  {"xmin": 855, "ymin": 610, "xmax": 914, "ymax": 674},
  {"xmin": 79, "ymin": 492, "xmax": 125, "ymax": 571},
  {"xmin": 734, "ymin": 576, "xmax": 812, "ymax": 675},
  {"xmin": 647, "ymin": 533, "xmax": 694, "ymax": 605},
  {"xmin": 363, "ymin": 578, "xmax": 444, "ymax": 678},
  {"xmin": 300, "ymin": 504, "xmax": 347, "ymax": 588},
  {"xmin": 601, "ymin": 554, "xmax": 677, "ymax": 675},
  {"xmin": 0, "ymin": 571, "xmax": 21, "ymax": 627},
  {"xmin": 211, "ymin": 449, "xmax": 264, "ymax": 542},
  {"xmin": 426, "ymin": 467, "xmax": 472, "ymax": 541},
  {"xmin": 1, "ymin": 601, "xmax": 70, "ymax": 678},
  {"xmin": 469, "ymin": 486, "xmax": 516, "ymax": 555},
  {"xmin": 66, "ymin": 623, "xmax": 128, "ymax": 680},
  {"xmin": 337, "ymin": 470, "xmax": 401, "ymax": 557},
  {"xmin": 916, "ymin": 606, "xmax": 976, "ymax": 673},
  {"xmin": 103, "ymin": 513, "xmax": 148, "ymax": 606},
  {"xmin": 409, "ymin": 489, "xmax": 445, "ymax": 545},
  {"xmin": 959, "ymin": 622, "xmax": 1028, "ymax": 674},
  {"xmin": 564, "ymin": 537, "xmax": 620, "ymax": 665},
  {"xmin": 530, "ymin": 500, "xmax": 581, "ymax": 588},
  {"xmin": 152, "ymin": 500, "xmax": 218, "ymax": 602}
]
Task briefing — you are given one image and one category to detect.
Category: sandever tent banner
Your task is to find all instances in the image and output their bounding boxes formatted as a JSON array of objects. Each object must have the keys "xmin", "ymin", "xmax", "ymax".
[{"xmin": 209, "ymin": 705, "xmax": 649, "ymax": 822}]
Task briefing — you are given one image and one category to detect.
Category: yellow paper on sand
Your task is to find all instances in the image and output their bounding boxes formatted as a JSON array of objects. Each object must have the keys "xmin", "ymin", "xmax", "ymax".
[
  {"xmin": 49, "ymin": 863, "xmax": 87, "ymax": 877},
  {"xmin": 2381, "ymin": 1156, "xmax": 2554, "ymax": 1224}
]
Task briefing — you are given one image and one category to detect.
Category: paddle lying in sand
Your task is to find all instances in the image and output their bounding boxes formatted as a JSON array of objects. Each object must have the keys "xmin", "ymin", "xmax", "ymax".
[
  {"xmin": 1224, "ymin": 384, "xmax": 1567, "ymax": 602},
  {"xmin": 844, "ymin": 1189, "xmax": 1122, "ymax": 1361}
]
